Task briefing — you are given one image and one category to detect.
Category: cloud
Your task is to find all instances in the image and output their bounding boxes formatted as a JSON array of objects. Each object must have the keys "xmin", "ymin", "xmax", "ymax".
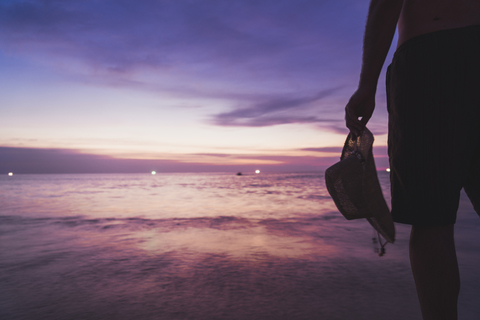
[
  {"xmin": 0, "ymin": 1, "xmax": 277, "ymax": 69},
  {"xmin": 0, "ymin": 146, "xmax": 338, "ymax": 173},
  {"xmin": 301, "ymin": 145, "xmax": 388, "ymax": 155},
  {"xmin": 0, "ymin": 0, "xmax": 373, "ymax": 133},
  {"xmin": 0, "ymin": 0, "xmax": 388, "ymax": 161},
  {"xmin": 300, "ymin": 147, "xmax": 342, "ymax": 153},
  {"xmin": 193, "ymin": 153, "xmax": 232, "ymax": 158},
  {"xmin": 211, "ymin": 87, "xmax": 343, "ymax": 127},
  {"xmin": 0, "ymin": 0, "xmax": 365, "ymax": 81}
]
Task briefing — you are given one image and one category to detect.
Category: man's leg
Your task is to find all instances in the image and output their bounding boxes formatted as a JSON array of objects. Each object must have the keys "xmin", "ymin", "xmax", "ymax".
[{"xmin": 409, "ymin": 225, "xmax": 460, "ymax": 320}]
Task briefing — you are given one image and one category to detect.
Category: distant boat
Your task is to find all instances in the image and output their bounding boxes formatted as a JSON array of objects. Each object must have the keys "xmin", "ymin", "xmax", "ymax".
[{"xmin": 236, "ymin": 172, "xmax": 242, "ymax": 176}]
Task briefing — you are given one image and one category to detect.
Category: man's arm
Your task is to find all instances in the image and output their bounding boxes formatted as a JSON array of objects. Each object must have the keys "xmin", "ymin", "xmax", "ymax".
[{"xmin": 345, "ymin": 0, "xmax": 403, "ymax": 136}]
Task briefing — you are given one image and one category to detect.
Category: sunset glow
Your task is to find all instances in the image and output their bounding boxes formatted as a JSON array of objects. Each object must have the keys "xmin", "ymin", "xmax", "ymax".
[{"xmin": 0, "ymin": 0, "xmax": 394, "ymax": 173}]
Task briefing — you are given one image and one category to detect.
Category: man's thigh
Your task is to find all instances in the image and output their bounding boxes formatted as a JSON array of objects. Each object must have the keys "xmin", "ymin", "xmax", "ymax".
[{"xmin": 387, "ymin": 25, "xmax": 480, "ymax": 226}]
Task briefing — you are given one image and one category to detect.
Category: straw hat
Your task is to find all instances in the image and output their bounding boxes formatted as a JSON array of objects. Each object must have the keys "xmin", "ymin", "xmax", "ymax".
[{"xmin": 325, "ymin": 128, "xmax": 395, "ymax": 244}]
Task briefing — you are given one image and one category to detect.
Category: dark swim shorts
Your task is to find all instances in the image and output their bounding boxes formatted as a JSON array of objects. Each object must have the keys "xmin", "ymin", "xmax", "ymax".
[{"xmin": 386, "ymin": 25, "xmax": 480, "ymax": 226}]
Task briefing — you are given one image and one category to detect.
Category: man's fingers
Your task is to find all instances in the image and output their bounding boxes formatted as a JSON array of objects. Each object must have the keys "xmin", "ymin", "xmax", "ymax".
[
  {"xmin": 360, "ymin": 114, "xmax": 371, "ymax": 126},
  {"xmin": 344, "ymin": 90, "xmax": 375, "ymax": 137},
  {"xmin": 345, "ymin": 107, "xmax": 364, "ymax": 135}
]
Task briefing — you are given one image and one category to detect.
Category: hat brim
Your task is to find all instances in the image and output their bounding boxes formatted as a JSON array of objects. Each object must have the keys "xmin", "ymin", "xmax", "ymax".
[{"xmin": 325, "ymin": 128, "xmax": 395, "ymax": 243}]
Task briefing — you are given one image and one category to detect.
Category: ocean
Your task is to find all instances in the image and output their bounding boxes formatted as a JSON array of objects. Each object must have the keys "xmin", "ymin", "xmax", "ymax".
[{"xmin": 1, "ymin": 172, "xmax": 479, "ymax": 320}]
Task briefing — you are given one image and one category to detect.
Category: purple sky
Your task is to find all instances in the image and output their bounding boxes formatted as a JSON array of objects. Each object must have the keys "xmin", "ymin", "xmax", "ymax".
[{"xmin": 0, "ymin": 0, "xmax": 396, "ymax": 173}]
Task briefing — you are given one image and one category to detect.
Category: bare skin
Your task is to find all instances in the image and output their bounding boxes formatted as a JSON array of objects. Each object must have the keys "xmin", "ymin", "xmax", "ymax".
[
  {"xmin": 345, "ymin": 1, "xmax": 480, "ymax": 319},
  {"xmin": 398, "ymin": 0, "xmax": 480, "ymax": 47},
  {"xmin": 410, "ymin": 225, "xmax": 460, "ymax": 320},
  {"xmin": 345, "ymin": 0, "xmax": 480, "ymax": 136}
]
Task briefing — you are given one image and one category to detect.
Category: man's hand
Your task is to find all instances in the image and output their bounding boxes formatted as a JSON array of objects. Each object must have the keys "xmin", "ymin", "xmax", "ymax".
[
  {"xmin": 345, "ymin": 88, "xmax": 376, "ymax": 137},
  {"xmin": 343, "ymin": 0, "xmax": 402, "ymax": 137}
]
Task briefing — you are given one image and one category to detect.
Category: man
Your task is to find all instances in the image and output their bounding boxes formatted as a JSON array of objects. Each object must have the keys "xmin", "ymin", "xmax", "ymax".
[{"xmin": 345, "ymin": 0, "xmax": 480, "ymax": 319}]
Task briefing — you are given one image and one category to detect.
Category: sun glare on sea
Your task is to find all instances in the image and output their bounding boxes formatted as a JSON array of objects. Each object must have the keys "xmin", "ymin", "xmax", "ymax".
[{"xmin": 151, "ymin": 171, "xmax": 156, "ymax": 175}]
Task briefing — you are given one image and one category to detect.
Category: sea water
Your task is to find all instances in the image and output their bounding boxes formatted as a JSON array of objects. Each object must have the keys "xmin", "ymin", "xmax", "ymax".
[{"xmin": 1, "ymin": 172, "xmax": 479, "ymax": 320}]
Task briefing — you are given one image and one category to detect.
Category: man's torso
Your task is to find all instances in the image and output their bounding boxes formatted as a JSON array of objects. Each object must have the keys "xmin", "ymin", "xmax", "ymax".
[{"xmin": 398, "ymin": 0, "xmax": 480, "ymax": 47}]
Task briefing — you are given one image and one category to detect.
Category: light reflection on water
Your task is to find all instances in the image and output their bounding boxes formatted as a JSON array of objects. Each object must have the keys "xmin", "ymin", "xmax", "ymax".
[
  {"xmin": 1, "ymin": 172, "xmax": 479, "ymax": 320},
  {"xmin": 1, "ymin": 173, "xmax": 336, "ymax": 219}
]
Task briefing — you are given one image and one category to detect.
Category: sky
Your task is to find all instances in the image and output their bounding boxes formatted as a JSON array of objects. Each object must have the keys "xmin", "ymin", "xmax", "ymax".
[{"xmin": 0, "ymin": 0, "xmax": 397, "ymax": 173}]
